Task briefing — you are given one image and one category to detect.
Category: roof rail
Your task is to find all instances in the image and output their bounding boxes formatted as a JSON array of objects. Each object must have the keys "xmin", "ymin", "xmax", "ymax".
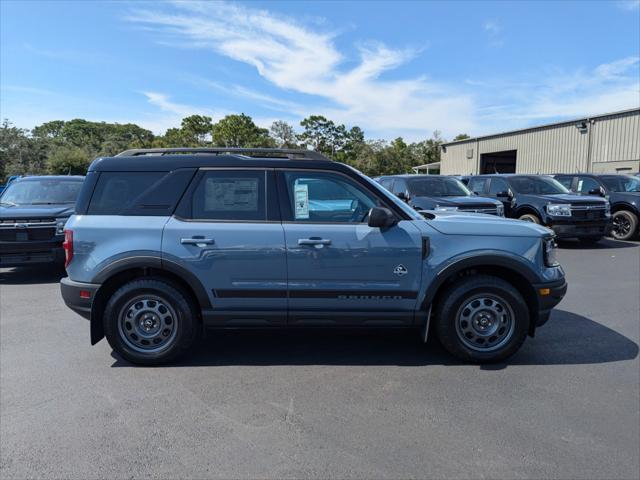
[{"xmin": 115, "ymin": 147, "xmax": 330, "ymax": 161}]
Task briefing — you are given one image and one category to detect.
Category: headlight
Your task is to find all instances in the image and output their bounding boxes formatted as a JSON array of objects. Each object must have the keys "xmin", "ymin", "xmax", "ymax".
[
  {"xmin": 546, "ymin": 203, "xmax": 571, "ymax": 217},
  {"xmin": 496, "ymin": 204, "xmax": 505, "ymax": 217},
  {"xmin": 543, "ymin": 237, "xmax": 559, "ymax": 267},
  {"xmin": 435, "ymin": 205, "xmax": 458, "ymax": 212},
  {"xmin": 55, "ymin": 217, "xmax": 69, "ymax": 235}
]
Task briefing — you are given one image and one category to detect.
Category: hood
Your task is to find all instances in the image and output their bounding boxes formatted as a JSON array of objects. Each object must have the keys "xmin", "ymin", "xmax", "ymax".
[
  {"xmin": 0, "ymin": 204, "xmax": 75, "ymax": 219},
  {"xmin": 422, "ymin": 211, "xmax": 551, "ymax": 237},
  {"xmin": 411, "ymin": 195, "xmax": 500, "ymax": 209}
]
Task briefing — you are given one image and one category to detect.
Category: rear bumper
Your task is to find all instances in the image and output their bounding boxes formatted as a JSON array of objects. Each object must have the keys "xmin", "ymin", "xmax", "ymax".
[
  {"xmin": 547, "ymin": 220, "xmax": 611, "ymax": 239},
  {"xmin": 533, "ymin": 278, "xmax": 568, "ymax": 327},
  {"xmin": 60, "ymin": 277, "xmax": 100, "ymax": 320}
]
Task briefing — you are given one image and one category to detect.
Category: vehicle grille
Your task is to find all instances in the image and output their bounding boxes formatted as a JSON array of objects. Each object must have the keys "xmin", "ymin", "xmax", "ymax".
[
  {"xmin": 457, "ymin": 206, "xmax": 499, "ymax": 215},
  {"xmin": 570, "ymin": 204, "xmax": 607, "ymax": 220},
  {"xmin": 0, "ymin": 218, "xmax": 58, "ymax": 242}
]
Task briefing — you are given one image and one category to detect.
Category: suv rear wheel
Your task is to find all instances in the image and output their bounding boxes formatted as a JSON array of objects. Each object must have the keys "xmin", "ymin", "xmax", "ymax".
[
  {"xmin": 610, "ymin": 210, "xmax": 638, "ymax": 241},
  {"xmin": 434, "ymin": 275, "xmax": 530, "ymax": 363},
  {"xmin": 103, "ymin": 278, "xmax": 199, "ymax": 365}
]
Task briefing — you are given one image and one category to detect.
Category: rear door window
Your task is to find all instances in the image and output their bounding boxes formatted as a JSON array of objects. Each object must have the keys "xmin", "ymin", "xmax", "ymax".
[
  {"xmin": 190, "ymin": 170, "xmax": 266, "ymax": 221},
  {"xmin": 88, "ymin": 172, "xmax": 164, "ymax": 214}
]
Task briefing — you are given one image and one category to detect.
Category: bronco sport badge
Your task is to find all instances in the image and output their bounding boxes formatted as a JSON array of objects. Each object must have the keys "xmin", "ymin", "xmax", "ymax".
[{"xmin": 393, "ymin": 264, "xmax": 408, "ymax": 276}]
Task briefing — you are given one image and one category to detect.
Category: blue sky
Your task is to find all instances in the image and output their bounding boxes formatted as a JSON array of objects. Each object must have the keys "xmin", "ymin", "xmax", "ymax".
[{"xmin": 1, "ymin": 0, "xmax": 639, "ymax": 141}]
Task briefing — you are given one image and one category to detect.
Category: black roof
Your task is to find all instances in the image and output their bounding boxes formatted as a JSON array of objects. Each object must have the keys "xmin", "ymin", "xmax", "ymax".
[{"xmin": 90, "ymin": 148, "xmax": 338, "ymax": 173}]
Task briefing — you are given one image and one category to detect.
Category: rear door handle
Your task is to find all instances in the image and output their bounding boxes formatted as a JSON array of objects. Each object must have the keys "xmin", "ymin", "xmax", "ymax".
[
  {"xmin": 181, "ymin": 236, "xmax": 215, "ymax": 247},
  {"xmin": 298, "ymin": 237, "xmax": 332, "ymax": 246}
]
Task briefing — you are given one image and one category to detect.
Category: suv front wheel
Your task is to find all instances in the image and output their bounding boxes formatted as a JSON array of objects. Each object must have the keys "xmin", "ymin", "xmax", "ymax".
[
  {"xmin": 610, "ymin": 210, "xmax": 638, "ymax": 241},
  {"xmin": 103, "ymin": 278, "xmax": 199, "ymax": 365},
  {"xmin": 434, "ymin": 275, "xmax": 530, "ymax": 363}
]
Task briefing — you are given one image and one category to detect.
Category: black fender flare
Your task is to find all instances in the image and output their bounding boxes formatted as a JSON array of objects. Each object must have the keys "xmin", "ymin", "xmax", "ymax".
[
  {"xmin": 422, "ymin": 253, "xmax": 542, "ymax": 308},
  {"xmin": 89, "ymin": 253, "xmax": 211, "ymax": 345}
]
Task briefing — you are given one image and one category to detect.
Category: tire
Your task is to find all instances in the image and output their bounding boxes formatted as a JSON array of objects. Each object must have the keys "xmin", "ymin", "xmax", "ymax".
[
  {"xmin": 518, "ymin": 213, "xmax": 540, "ymax": 224},
  {"xmin": 103, "ymin": 278, "xmax": 199, "ymax": 365},
  {"xmin": 578, "ymin": 236, "xmax": 602, "ymax": 244},
  {"xmin": 610, "ymin": 210, "xmax": 638, "ymax": 241},
  {"xmin": 434, "ymin": 275, "xmax": 530, "ymax": 363}
]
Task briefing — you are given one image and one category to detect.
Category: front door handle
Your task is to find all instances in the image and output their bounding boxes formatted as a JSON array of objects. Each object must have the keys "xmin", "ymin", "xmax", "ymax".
[
  {"xmin": 181, "ymin": 236, "xmax": 215, "ymax": 247},
  {"xmin": 298, "ymin": 237, "xmax": 332, "ymax": 246}
]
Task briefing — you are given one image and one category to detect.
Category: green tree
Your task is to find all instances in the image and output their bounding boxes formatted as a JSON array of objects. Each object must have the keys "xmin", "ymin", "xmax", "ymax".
[
  {"xmin": 453, "ymin": 133, "xmax": 470, "ymax": 141},
  {"xmin": 181, "ymin": 115, "xmax": 213, "ymax": 146},
  {"xmin": 0, "ymin": 120, "xmax": 48, "ymax": 179},
  {"xmin": 211, "ymin": 114, "xmax": 274, "ymax": 148},
  {"xmin": 298, "ymin": 115, "xmax": 336, "ymax": 154},
  {"xmin": 269, "ymin": 120, "xmax": 298, "ymax": 148},
  {"xmin": 46, "ymin": 146, "xmax": 92, "ymax": 175}
]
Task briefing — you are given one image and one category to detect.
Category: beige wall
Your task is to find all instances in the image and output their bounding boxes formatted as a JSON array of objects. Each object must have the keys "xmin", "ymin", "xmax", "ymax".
[{"xmin": 440, "ymin": 110, "xmax": 640, "ymax": 175}]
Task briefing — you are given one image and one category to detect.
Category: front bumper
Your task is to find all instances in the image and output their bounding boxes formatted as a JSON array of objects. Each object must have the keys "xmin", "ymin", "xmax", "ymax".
[
  {"xmin": 0, "ymin": 239, "xmax": 65, "ymax": 268},
  {"xmin": 546, "ymin": 219, "xmax": 611, "ymax": 239},
  {"xmin": 532, "ymin": 278, "xmax": 568, "ymax": 328},
  {"xmin": 60, "ymin": 277, "xmax": 100, "ymax": 320}
]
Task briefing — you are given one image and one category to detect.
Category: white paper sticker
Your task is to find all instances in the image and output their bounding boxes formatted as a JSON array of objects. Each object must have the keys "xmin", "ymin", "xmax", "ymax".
[
  {"xmin": 294, "ymin": 183, "xmax": 309, "ymax": 219},
  {"xmin": 577, "ymin": 180, "xmax": 583, "ymax": 191}
]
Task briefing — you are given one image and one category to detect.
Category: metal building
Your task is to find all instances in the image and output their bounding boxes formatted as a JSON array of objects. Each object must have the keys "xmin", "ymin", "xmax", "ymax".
[{"xmin": 436, "ymin": 108, "xmax": 640, "ymax": 176}]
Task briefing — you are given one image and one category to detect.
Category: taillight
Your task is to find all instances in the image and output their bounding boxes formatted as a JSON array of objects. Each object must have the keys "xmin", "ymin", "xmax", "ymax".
[{"xmin": 63, "ymin": 230, "xmax": 73, "ymax": 268}]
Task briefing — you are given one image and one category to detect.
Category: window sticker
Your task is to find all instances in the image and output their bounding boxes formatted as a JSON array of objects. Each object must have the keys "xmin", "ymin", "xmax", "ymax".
[
  {"xmin": 577, "ymin": 180, "xmax": 583, "ymax": 192},
  {"xmin": 205, "ymin": 178, "xmax": 258, "ymax": 212},
  {"xmin": 294, "ymin": 183, "xmax": 309, "ymax": 219}
]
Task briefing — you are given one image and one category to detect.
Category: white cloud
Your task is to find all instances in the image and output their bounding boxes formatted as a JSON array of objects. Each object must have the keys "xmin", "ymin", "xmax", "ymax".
[
  {"xmin": 126, "ymin": 1, "xmax": 638, "ymax": 140},
  {"xmin": 616, "ymin": 0, "xmax": 640, "ymax": 11},
  {"xmin": 127, "ymin": 1, "xmax": 474, "ymax": 140}
]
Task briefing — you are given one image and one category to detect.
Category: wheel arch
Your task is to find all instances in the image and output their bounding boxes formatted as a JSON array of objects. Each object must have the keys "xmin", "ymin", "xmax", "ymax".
[
  {"xmin": 514, "ymin": 205, "xmax": 544, "ymax": 221},
  {"xmin": 424, "ymin": 255, "xmax": 542, "ymax": 338},
  {"xmin": 89, "ymin": 257, "xmax": 210, "ymax": 345}
]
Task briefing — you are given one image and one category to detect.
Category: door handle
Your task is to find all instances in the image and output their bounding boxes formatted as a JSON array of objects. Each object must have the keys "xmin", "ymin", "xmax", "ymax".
[
  {"xmin": 181, "ymin": 236, "xmax": 215, "ymax": 247},
  {"xmin": 298, "ymin": 237, "xmax": 332, "ymax": 246}
]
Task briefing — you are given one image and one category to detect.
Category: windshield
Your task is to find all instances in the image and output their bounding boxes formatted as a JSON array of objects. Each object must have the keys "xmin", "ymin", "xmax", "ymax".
[
  {"xmin": 509, "ymin": 176, "xmax": 569, "ymax": 195},
  {"xmin": 0, "ymin": 179, "xmax": 83, "ymax": 205},
  {"xmin": 601, "ymin": 176, "xmax": 640, "ymax": 193},
  {"xmin": 407, "ymin": 177, "xmax": 471, "ymax": 197}
]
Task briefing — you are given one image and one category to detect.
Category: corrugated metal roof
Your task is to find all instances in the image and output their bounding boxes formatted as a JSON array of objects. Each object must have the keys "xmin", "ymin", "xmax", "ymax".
[{"xmin": 441, "ymin": 108, "xmax": 640, "ymax": 146}]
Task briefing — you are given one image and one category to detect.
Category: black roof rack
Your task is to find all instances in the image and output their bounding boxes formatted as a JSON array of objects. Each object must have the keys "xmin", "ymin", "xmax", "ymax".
[{"xmin": 115, "ymin": 147, "xmax": 329, "ymax": 161}]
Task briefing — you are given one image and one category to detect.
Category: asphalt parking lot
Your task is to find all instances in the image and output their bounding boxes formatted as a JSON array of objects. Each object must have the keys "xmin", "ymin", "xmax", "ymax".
[{"xmin": 1, "ymin": 239, "xmax": 639, "ymax": 480}]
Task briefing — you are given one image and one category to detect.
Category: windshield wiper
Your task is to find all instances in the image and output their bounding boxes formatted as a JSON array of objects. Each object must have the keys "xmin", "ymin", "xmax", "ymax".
[{"xmin": 30, "ymin": 201, "xmax": 68, "ymax": 205}]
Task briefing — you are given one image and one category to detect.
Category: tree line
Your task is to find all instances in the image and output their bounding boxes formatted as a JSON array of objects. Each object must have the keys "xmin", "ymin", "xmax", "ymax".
[{"xmin": 0, "ymin": 114, "xmax": 470, "ymax": 182}]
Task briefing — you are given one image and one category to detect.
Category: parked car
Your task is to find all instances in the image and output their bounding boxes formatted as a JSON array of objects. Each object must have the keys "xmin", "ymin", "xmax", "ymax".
[
  {"xmin": 375, "ymin": 174, "xmax": 504, "ymax": 216},
  {"xmin": 554, "ymin": 173, "xmax": 640, "ymax": 241},
  {"xmin": 60, "ymin": 148, "xmax": 566, "ymax": 365},
  {"xmin": 467, "ymin": 174, "xmax": 611, "ymax": 243},
  {"xmin": 0, "ymin": 175, "xmax": 85, "ymax": 267}
]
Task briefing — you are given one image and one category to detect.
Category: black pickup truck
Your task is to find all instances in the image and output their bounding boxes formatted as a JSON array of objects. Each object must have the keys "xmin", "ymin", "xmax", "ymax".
[{"xmin": 0, "ymin": 176, "xmax": 84, "ymax": 267}]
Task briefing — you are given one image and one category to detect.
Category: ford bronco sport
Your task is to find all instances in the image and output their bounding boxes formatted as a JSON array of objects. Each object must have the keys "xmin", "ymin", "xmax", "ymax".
[
  {"xmin": 60, "ymin": 148, "xmax": 567, "ymax": 365},
  {"xmin": 0, "ymin": 175, "xmax": 85, "ymax": 267},
  {"xmin": 467, "ymin": 174, "xmax": 611, "ymax": 243},
  {"xmin": 554, "ymin": 173, "xmax": 640, "ymax": 241}
]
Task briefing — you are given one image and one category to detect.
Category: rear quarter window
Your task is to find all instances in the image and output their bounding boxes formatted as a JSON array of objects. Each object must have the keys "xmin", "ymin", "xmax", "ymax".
[{"xmin": 88, "ymin": 172, "xmax": 165, "ymax": 215}]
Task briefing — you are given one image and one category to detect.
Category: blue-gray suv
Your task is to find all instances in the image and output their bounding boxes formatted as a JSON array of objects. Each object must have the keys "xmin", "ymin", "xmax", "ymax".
[{"xmin": 60, "ymin": 148, "xmax": 567, "ymax": 365}]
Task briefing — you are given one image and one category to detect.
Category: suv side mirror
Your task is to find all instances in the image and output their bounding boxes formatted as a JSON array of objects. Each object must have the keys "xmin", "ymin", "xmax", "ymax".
[
  {"xmin": 396, "ymin": 191, "xmax": 409, "ymax": 202},
  {"xmin": 368, "ymin": 207, "xmax": 397, "ymax": 229},
  {"xmin": 496, "ymin": 191, "xmax": 510, "ymax": 198},
  {"xmin": 588, "ymin": 187, "xmax": 606, "ymax": 197}
]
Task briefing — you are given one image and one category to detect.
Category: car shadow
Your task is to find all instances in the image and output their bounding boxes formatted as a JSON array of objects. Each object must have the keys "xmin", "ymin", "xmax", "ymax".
[
  {"xmin": 557, "ymin": 238, "xmax": 638, "ymax": 250},
  {"xmin": 110, "ymin": 309, "xmax": 638, "ymax": 368},
  {"xmin": 0, "ymin": 265, "xmax": 66, "ymax": 285}
]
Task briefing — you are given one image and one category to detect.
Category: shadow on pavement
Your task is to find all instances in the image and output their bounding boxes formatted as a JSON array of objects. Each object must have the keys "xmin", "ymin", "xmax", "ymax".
[
  {"xmin": 111, "ymin": 309, "xmax": 638, "ymax": 368},
  {"xmin": 557, "ymin": 238, "xmax": 639, "ymax": 250},
  {"xmin": 0, "ymin": 265, "xmax": 66, "ymax": 285}
]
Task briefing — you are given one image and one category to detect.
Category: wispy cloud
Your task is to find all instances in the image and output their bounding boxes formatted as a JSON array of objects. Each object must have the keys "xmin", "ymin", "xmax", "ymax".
[
  {"xmin": 126, "ymin": 1, "xmax": 637, "ymax": 139},
  {"xmin": 127, "ymin": 1, "xmax": 474, "ymax": 139},
  {"xmin": 616, "ymin": 0, "xmax": 640, "ymax": 11}
]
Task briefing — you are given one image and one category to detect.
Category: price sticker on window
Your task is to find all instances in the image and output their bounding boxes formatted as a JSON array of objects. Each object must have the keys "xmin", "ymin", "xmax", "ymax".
[{"xmin": 294, "ymin": 183, "xmax": 309, "ymax": 219}]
